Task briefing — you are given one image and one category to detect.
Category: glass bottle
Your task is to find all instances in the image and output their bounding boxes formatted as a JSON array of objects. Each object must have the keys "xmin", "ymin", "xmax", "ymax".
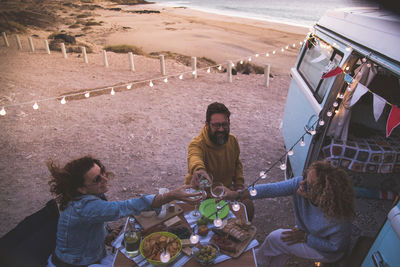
[{"xmin": 124, "ymin": 217, "xmax": 141, "ymax": 257}]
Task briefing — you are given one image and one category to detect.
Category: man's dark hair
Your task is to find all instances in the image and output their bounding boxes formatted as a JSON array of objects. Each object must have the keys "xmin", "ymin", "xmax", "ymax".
[{"xmin": 206, "ymin": 102, "xmax": 231, "ymax": 122}]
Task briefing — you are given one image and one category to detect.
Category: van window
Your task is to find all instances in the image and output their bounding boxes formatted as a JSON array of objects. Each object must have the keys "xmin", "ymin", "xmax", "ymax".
[{"xmin": 298, "ymin": 38, "xmax": 343, "ymax": 103}]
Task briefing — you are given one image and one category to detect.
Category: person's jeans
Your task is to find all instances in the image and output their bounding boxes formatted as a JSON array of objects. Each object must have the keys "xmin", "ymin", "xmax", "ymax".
[{"xmin": 255, "ymin": 229, "xmax": 325, "ymax": 267}]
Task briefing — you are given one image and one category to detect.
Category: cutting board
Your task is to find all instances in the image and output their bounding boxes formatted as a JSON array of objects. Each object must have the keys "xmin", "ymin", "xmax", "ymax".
[{"xmin": 134, "ymin": 203, "xmax": 184, "ymax": 231}]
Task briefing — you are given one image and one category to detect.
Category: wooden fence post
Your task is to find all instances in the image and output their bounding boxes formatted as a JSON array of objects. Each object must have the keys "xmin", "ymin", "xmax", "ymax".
[
  {"xmin": 44, "ymin": 40, "xmax": 50, "ymax": 54},
  {"xmin": 129, "ymin": 52, "xmax": 135, "ymax": 71},
  {"xmin": 28, "ymin": 37, "xmax": 35, "ymax": 52},
  {"xmin": 227, "ymin": 60, "xmax": 233, "ymax": 83},
  {"xmin": 15, "ymin": 35, "xmax": 22, "ymax": 50},
  {"xmin": 103, "ymin": 50, "xmax": 108, "ymax": 67},
  {"xmin": 192, "ymin": 56, "xmax": 197, "ymax": 79},
  {"xmin": 82, "ymin": 47, "xmax": 88, "ymax": 63},
  {"xmin": 159, "ymin": 54, "xmax": 165, "ymax": 76},
  {"xmin": 264, "ymin": 64, "xmax": 270, "ymax": 87},
  {"xmin": 2, "ymin": 32, "xmax": 9, "ymax": 47},
  {"xmin": 61, "ymin": 43, "xmax": 67, "ymax": 58}
]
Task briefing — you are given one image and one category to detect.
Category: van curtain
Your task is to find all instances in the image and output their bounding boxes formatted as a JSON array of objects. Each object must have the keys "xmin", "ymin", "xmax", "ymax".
[{"xmin": 327, "ymin": 61, "xmax": 377, "ymax": 141}]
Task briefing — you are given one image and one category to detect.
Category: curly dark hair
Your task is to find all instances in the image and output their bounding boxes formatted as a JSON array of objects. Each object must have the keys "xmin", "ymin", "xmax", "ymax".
[
  {"xmin": 206, "ymin": 102, "xmax": 231, "ymax": 123},
  {"xmin": 47, "ymin": 156, "xmax": 109, "ymax": 211},
  {"xmin": 307, "ymin": 161, "xmax": 355, "ymax": 220}
]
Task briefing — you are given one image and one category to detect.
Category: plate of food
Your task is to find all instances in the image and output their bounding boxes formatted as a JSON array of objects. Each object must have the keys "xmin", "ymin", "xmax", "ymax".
[
  {"xmin": 192, "ymin": 242, "xmax": 220, "ymax": 265},
  {"xmin": 140, "ymin": 232, "xmax": 182, "ymax": 266},
  {"xmin": 199, "ymin": 198, "xmax": 229, "ymax": 220}
]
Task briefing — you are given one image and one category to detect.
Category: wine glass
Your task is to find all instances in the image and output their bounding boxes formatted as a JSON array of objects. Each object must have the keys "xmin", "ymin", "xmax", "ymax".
[
  {"xmin": 186, "ymin": 188, "xmax": 202, "ymax": 219},
  {"xmin": 211, "ymin": 182, "xmax": 225, "ymax": 210}
]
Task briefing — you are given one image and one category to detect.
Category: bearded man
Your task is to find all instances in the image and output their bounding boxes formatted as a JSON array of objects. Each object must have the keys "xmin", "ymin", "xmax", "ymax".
[{"xmin": 185, "ymin": 102, "xmax": 254, "ymax": 220}]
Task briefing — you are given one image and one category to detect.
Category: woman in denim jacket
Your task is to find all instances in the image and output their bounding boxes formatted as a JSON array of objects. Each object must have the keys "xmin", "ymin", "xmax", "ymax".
[{"xmin": 47, "ymin": 156, "xmax": 200, "ymax": 267}]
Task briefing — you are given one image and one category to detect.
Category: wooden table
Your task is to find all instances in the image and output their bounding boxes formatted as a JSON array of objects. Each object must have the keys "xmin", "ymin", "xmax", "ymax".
[{"xmin": 113, "ymin": 203, "xmax": 257, "ymax": 267}]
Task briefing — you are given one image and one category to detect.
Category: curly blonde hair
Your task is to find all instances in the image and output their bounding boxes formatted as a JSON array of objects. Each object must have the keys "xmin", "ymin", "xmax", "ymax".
[{"xmin": 307, "ymin": 161, "xmax": 355, "ymax": 220}]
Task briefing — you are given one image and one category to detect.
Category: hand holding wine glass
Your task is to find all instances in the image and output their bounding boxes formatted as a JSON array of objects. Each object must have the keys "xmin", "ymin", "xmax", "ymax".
[{"xmin": 211, "ymin": 182, "xmax": 225, "ymax": 210}]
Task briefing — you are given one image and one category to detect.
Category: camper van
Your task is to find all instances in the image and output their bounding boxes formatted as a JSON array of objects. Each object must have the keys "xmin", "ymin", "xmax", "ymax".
[{"xmin": 280, "ymin": 7, "xmax": 400, "ymax": 266}]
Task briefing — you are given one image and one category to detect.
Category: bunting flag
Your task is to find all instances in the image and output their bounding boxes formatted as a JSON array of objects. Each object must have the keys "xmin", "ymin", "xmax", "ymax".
[
  {"xmin": 386, "ymin": 105, "xmax": 400, "ymax": 137},
  {"xmin": 373, "ymin": 94, "xmax": 386, "ymax": 121},
  {"xmin": 350, "ymin": 83, "xmax": 368, "ymax": 107},
  {"xmin": 322, "ymin": 66, "xmax": 343, "ymax": 79}
]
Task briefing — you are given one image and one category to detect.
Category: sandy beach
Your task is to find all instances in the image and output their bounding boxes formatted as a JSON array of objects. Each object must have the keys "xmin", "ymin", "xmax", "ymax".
[{"xmin": 1, "ymin": 1, "xmax": 389, "ymax": 266}]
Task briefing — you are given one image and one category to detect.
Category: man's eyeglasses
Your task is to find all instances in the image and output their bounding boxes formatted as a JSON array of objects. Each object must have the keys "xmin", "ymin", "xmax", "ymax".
[{"xmin": 209, "ymin": 122, "xmax": 230, "ymax": 129}]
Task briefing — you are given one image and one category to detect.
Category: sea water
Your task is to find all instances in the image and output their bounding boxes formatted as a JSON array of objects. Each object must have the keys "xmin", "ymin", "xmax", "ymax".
[{"xmin": 152, "ymin": 0, "xmax": 376, "ymax": 27}]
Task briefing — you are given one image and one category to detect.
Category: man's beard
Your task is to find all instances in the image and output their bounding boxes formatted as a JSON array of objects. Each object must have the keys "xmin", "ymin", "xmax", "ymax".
[{"xmin": 208, "ymin": 128, "xmax": 229, "ymax": 145}]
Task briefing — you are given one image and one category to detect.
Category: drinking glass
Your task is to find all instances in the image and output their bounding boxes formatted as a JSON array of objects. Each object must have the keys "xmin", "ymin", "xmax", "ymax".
[{"xmin": 211, "ymin": 183, "xmax": 225, "ymax": 210}]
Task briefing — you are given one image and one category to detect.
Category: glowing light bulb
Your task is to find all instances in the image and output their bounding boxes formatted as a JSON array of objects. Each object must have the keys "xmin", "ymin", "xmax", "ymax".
[
  {"xmin": 232, "ymin": 201, "xmax": 240, "ymax": 211},
  {"xmin": 299, "ymin": 41, "xmax": 303, "ymax": 45},
  {"xmin": 339, "ymin": 94, "xmax": 344, "ymax": 99},
  {"xmin": 288, "ymin": 149, "xmax": 294, "ymax": 156},
  {"xmin": 260, "ymin": 171, "xmax": 267, "ymax": 179},
  {"xmin": 319, "ymin": 120, "xmax": 325, "ymax": 126},
  {"xmin": 281, "ymin": 48, "xmax": 284, "ymax": 52},
  {"xmin": 347, "ymin": 86, "xmax": 352, "ymax": 91},
  {"xmin": 345, "ymin": 66, "xmax": 350, "ymax": 71},
  {"xmin": 333, "ymin": 42, "xmax": 337, "ymax": 47},
  {"xmin": 33, "ymin": 102, "xmax": 39, "ymax": 110},
  {"xmin": 362, "ymin": 58, "xmax": 367, "ymax": 63},
  {"xmin": 85, "ymin": 92, "xmax": 90, "ymax": 98},
  {"xmin": 285, "ymin": 45, "xmax": 289, "ymax": 49},
  {"xmin": 335, "ymin": 109, "xmax": 339, "ymax": 114},
  {"xmin": 149, "ymin": 81, "xmax": 154, "ymax": 87},
  {"xmin": 231, "ymin": 62, "xmax": 235, "ymax": 67},
  {"xmin": 110, "ymin": 88, "xmax": 115, "ymax": 95},
  {"xmin": 207, "ymin": 67, "xmax": 211, "ymax": 73},
  {"xmin": 179, "ymin": 74, "xmax": 183, "ymax": 79},
  {"xmin": 214, "ymin": 217, "xmax": 223, "ymax": 227},
  {"xmin": 250, "ymin": 187, "xmax": 257, "ymax": 197},
  {"xmin": 160, "ymin": 250, "xmax": 170, "ymax": 263},
  {"xmin": 192, "ymin": 70, "xmax": 196, "ymax": 75},
  {"xmin": 255, "ymin": 54, "xmax": 259, "ymax": 57},
  {"xmin": 310, "ymin": 128, "xmax": 316, "ymax": 135},
  {"xmin": 127, "ymin": 84, "xmax": 132, "ymax": 89},
  {"xmin": 346, "ymin": 47, "xmax": 351, "ymax": 51},
  {"xmin": 266, "ymin": 53, "xmax": 269, "ymax": 57},
  {"xmin": 327, "ymin": 111, "xmax": 333, "ymax": 117},
  {"xmin": 292, "ymin": 43, "xmax": 296, "ymax": 47},
  {"xmin": 280, "ymin": 162, "xmax": 287, "ymax": 170},
  {"xmin": 164, "ymin": 77, "xmax": 168, "ymax": 83},
  {"xmin": 273, "ymin": 50, "xmax": 276, "ymax": 54},
  {"xmin": 333, "ymin": 101, "xmax": 338, "ymax": 107},
  {"xmin": 248, "ymin": 57, "xmax": 252, "ymax": 61},
  {"xmin": 190, "ymin": 233, "xmax": 199, "ymax": 244},
  {"xmin": 218, "ymin": 65, "xmax": 222, "ymax": 70},
  {"xmin": 60, "ymin": 97, "xmax": 66, "ymax": 104},
  {"xmin": 0, "ymin": 107, "xmax": 6, "ymax": 116},
  {"xmin": 300, "ymin": 137, "xmax": 306, "ymax": 147}
]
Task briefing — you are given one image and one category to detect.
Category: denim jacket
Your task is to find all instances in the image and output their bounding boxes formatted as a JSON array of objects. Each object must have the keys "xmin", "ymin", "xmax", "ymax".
[{"xmin": 54, "ymin": 194, "xmax": 156, "ymax": 265}]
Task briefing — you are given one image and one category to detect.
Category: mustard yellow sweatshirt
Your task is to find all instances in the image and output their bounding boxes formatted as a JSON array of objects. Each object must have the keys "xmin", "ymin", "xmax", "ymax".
[{"xmin": 185, "ymin": 126, "xmax": 244, "ymax": 189}]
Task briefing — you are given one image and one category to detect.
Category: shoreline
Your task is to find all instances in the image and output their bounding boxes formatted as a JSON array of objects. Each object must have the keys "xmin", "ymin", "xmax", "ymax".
[{"xmin": 100, "ymin": 3, "xmax": 308, "ymax": 74}]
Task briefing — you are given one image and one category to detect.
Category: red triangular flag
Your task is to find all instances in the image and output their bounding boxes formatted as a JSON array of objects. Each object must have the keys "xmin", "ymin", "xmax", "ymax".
[
  {"xmin": 386, "ymin": 105, "xmax": 400, "ymax": 137},
  {"xmin": 322, "ymin": 66, "xmax": 343, "ymax": 79}
]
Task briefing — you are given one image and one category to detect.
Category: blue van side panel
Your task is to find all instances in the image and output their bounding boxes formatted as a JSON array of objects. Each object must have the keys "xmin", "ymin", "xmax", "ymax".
[
  {"xmin": 281, "ymin": 77, "xmax": 319, "ymax": 177},
  {"xmin": 361, "ymin": 201, "xmax": 400, "ymax": 267}
]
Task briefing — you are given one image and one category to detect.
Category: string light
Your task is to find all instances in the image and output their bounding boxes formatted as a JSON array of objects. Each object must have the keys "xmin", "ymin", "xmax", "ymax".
[
  {"xmin": 149, "ymin": 80, "xmax": 154, "ymax": 87},
  {"xmin": 240, "ymin": 60, "xmax": 243, "ymax": 64},
  {"xmin": 285, "ymin": 45, "xmax": 289, "ymax": 49},
  {"xmin": 273, "ymin": 50, "xmax": 276, "ymax": 54},
  {"xmin": 319, "ymin": 120, "xmax": 325, "ymax": 126},
  {"xmin": 266, "ymin": 53, "xmax": 269, "ymax": 57},
  {"xmin": 213, "ymin": 216, "xmax": 223, "ymax": 227},
  {"xmin": 362, "ymin": 58, "xmax": 367, "ymax": 63},
  {"xmin": 255, "ymin": 54, "xmax": 259, "ymax": 57},
  {"xmin": 164, "ymin": 77, "xmax": 168, "ymax": 83},
  {"xmin": 179, "ymin": 74, "xmax": 183, "ymax": 79},
  {"xmin": 218, "ymin": 65, "xmax": 222, "ymax": 70},
  {"xmin": 281, "ymin": 48, "xmax": 284, "ymax": 52},
  {"xmin": 160, "ymin": 250, "xmax": 171, "ymax": 263},
  {"xmin": 192, "ymin": 70, "xmax": 196, "ymax": 75},
  {"xmin": 292, "ymin": 43, "xmax": 296, "ymax": 48},
  {"xmin": 338, "ymin": 93, "xmax": 344, "ymax": 99},
  {"xmin": 327, "ymin": 111, "xmax": 333, "ymax": 117},
  {"xmin": 126, "ymin": 84, "xmax": 132, "ymax": 89},
  {"xmin": 333, "ymin": 101, "xmax": 339, "ymax": 107},
  {"xmin": 231, "ymin": 62, "xmax": 235, "ymax": 67},
  {"xmin": 299, "ymin": 41, "xmax": 303, "ymax": 45},
  {"xmin": 110, "ymin": 88, "xmax": 115, "ymax": 95},
  {"xmin": 300, "ymin": 137, "xmax": 306, "ymax": 146},
  {"xmin": 232, "ymin": 201, "xmax": 240, "ymax": 211},
  {"xmin": 288, "ymin": 149, "xmax": 294, "ymax": 156},
  {"xmin": 345, "ymin": 66, "xmax": 350, "ymax": 71},
  {"xmin": 60, "ymin": 97, "xmax": 66, "ymax": 104},
  {"xmin": 33, "ymin": 102, "xmax": 39, "ymax": 110},
  {"xmin": 248, "ymin": 57, "xmax": 252, "ymax": 62},
  {"xmin": 279, "ymin": 161, "xmax": 287, "ymax": 170},
  {"xmin": 190, "ymin": 232, "xmax": 199, "ymax": 244},
  {"xmin": 207, "ymin": 67, "xmax": 211, "ymax": 73},
  {"xmin": 346, "ymin": 47, "xmax": 351, "ymax": 51},
  {"xmin": 85, "ymin": 92, "xmax": 90, "ymax": 98},
  {"xmin": 259, "ymin": 171, "xmax": 267, "ymax": 179},
  {"xmin": 0, "ymin": 107, "xmax": 6, "ymax": 116},
  {"xmin": 310, "ymin": 127, "xmax": 316, "ymax": 135},
  {"xmin": 250, "ymin": 187, "xmax": 257, "ymax": 196}
]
